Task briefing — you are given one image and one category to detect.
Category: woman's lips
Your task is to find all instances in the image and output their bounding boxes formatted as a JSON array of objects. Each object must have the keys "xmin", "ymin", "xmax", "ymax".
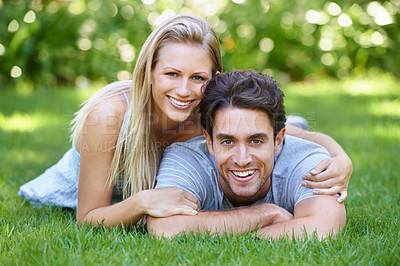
[{"xmin": 168, "ymin": 96, "xmax": 195, "ymax": 110}]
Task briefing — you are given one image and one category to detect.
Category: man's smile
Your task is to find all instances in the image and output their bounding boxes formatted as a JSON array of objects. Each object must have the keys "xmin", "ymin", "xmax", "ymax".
[{"xmin": 230, "ymin": 169, "xmax": 257, "ymax": 182}]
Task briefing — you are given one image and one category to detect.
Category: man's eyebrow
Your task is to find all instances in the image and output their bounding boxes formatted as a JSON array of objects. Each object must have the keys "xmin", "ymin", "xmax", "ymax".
[
  {"xmin": 215, "ymin": 133, "xmax": 234, "ymax": 140},
  {"xmin": 250, "ymin": 133, "xmax": 269, "ymax": 139}
]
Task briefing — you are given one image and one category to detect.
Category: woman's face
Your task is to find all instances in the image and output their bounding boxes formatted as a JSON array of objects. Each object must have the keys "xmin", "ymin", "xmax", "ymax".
[{"xmin": 151, "ymin": 43, "xmax": 213, "ymax": 124}]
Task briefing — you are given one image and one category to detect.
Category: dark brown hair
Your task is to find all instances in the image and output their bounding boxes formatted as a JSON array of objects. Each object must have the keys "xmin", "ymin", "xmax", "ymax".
[{"xmin": 200, "ymin": 70, "xmax": 286, "ymax": 139}]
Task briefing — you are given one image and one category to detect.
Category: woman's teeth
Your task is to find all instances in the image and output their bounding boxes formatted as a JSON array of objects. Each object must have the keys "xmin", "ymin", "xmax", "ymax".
[{"xmin": 169, "ymin": 97, "xmax": 191, "ymax": 106}]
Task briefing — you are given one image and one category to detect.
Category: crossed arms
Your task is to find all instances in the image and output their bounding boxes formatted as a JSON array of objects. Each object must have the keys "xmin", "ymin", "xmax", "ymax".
[{"xmin": 147, "ymin": 195, "xmax": 346, "ymax": 240}]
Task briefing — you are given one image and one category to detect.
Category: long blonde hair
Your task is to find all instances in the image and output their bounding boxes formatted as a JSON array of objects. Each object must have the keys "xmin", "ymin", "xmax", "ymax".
[{"xmin": 71, "ymin": 14, "xmax": 222, "ymax": 201}]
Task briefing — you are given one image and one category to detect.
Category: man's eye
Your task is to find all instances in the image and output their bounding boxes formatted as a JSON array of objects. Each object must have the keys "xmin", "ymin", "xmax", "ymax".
[
  {"xmin": 252, "ymin": 139, "xmax": 262, "ymax": 144},
  {"xmin": 222, "ymin": 140, "xmax": 233, "ymax": 145}
]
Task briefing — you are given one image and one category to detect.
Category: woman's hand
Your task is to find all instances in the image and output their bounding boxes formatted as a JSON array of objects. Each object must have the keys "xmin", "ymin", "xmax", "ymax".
[
  {"xmin": 301, "ymin": 154, "xmax": 352, "ymax": 204},
  {"xmin": 140, "ymin": 187, "xmax": 200, "ymax": 218}
]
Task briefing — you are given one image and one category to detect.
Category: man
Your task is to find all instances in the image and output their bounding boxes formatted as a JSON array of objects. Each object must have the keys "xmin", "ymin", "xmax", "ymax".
[{"xmin": 147, "ymin": 70, "xmax": 346, "ymax": 239}]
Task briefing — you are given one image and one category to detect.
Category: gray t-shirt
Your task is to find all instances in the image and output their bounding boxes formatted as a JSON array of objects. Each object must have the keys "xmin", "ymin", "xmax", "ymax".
[{"xmin": 156, "ymin": 135, "xmax": 331, "ymax": 214}]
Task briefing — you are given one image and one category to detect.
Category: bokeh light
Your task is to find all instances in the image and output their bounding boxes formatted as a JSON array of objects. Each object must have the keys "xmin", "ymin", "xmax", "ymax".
[
  {"xmin": 23, "ymin": 10, "xmax": 36, "ymax": 23},
  {"xmin": 77, "ymin": 38, "xmax": 92, "ymax": 51},
  {"xmin": 11, "ymin": 66, "xmax": 22, "ymax": 78},
  {"xmin": 8, "ymin": 20, "xmax": 19, "ymax": 32},
  {"xmin": 367, "ymin": 1, "xmax": 393, "ymax": 25},
  {"xmin": 259, "ymin": 38, "xmax": 274, "ymax": 53},
  {"xmin": 306, "ymin": 9, "xmax": 329, "ymax": 25},
  {"xmin": 118, "ymin": 70, "xmax": 132, "ymax": 81},
  {"xmin": 0, "ymin": 0, "xmax": 398, "ymax": 86},
  {"xmin": 0, "ymin": 44, "xmax": 5, "ymax": 56},
  {"xmin": 327, "ymin": 2, "xmax": 341, "ymax": 16},
  {"xmin": 338, "ymin": 13, "xmax": 352, "ymax": 27}
]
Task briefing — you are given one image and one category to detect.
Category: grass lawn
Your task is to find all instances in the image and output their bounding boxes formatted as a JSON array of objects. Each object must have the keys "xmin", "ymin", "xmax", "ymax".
[{"xmin": 1, "ymin": 74, "xmax": 399, "ymax": 265}]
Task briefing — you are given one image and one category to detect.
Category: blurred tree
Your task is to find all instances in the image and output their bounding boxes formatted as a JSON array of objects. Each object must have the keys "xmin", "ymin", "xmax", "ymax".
[{"xmin": 0, "ymin": 0, "xmax": 398, "ymax": 90}]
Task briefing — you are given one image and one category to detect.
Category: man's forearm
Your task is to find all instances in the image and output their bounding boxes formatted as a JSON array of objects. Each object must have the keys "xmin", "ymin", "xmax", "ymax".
[
  {"xmin": 256, "ymin": 197, "xmax": 346, "ymax": 240},
  {"xmin": 147, "ymin": 203, "xmax": 293, "ymax": 238}
]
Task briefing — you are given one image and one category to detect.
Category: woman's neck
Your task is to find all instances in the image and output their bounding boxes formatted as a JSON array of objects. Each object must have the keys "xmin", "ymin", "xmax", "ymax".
[{"xmin": 153, "ymin": 112, "xmax": 202, "ymax": 146}]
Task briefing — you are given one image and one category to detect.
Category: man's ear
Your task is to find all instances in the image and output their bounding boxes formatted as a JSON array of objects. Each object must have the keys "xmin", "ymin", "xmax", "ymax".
[
  {"xmin": 203, "ymin": 129, "xmax": 215, "ymax": 157},
  {"xmin": 274, "ymin": 127, "xmax": 286, "ymax": 157}
]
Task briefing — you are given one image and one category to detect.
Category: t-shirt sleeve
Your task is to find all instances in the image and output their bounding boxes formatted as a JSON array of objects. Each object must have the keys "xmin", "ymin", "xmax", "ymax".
[
  {"xmin": 289, "ymin": 149, "xmax": 332, "ymax": 208},
  {"xmin": 155, "ymin": 144, "xmax": 216, "ymax": 209}
]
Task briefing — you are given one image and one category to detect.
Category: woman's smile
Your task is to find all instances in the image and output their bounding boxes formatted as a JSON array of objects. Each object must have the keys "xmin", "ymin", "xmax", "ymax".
[{"xmin": 167, "ymin": 95, "xmax": 195, "ymax": 109}]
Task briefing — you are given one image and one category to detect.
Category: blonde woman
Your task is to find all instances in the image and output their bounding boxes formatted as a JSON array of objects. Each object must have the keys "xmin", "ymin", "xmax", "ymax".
[{"xmin": 19, "ymin": 14, "xmax": 352, "ymax": 228}]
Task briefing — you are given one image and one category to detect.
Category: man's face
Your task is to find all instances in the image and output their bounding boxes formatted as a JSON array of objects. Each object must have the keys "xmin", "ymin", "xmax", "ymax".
[{"xmin": 204, "ymin": 107, "xmax": 285, "ymax": 206}]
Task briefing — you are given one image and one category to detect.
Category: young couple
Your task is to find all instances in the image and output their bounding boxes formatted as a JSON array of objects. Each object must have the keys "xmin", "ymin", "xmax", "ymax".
[{"xmin": 19, "ymin": 14, "xmax": 351, "ymax": 239}]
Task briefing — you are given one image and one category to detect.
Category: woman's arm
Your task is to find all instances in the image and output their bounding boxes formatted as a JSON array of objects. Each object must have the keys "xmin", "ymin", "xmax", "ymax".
[
  {"xmin": 285, "ymin": 124, "xmax": 352, "ymax": 203},
  {"xmin": 76, "ymin": 100, "xmax": 198, "ymax": 228}
]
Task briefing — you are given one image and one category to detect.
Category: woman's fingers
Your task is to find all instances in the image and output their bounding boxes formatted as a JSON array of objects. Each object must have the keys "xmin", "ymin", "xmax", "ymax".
[
  {"xmin": 302, "ymin": 178, "xmax": 337, "ymax": 190},
  {"xmin": 311, "ymin": 186, "xmax": 341, "ymax": 196},
  {"xmin": 309, "ymin": 158, "xmax": 331, "ymax": 175},
  {"xmin": 182, "ymin": 190, "xmax": 200, "ymax": 207},
  {"xmin": 337, "ymin": 190, "xmax": 347, "ymax": 204},
  {"xmin": 301, "ymin": 156, "xmax": 351, "ymax": 202},
  {"xmin": 170, "ymin": 206, "xmax": 198, "ymax": 216}
]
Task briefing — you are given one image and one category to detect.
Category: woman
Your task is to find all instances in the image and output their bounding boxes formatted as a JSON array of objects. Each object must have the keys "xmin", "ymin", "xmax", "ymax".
[{"xmin": 18, "ymin": 14, "xmax": 351, "ymax": 228}]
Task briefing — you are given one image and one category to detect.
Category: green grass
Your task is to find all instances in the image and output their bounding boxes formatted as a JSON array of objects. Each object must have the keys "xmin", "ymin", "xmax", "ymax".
[{"xmin": 1, "ymin": 75, "xmax": 399, "ymax": 265}]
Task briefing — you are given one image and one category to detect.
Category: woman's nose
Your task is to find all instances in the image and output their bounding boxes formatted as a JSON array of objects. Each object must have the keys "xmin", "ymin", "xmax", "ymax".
[{"xmin": 175, "ymin": 78, "xmax": 191, "ymax": 97}]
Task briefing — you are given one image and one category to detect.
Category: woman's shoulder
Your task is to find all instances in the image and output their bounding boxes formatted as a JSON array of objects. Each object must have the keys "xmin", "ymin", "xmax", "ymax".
[{"xmin": 74, "ymin": 81, "xmax": 132, "ymax": 151}]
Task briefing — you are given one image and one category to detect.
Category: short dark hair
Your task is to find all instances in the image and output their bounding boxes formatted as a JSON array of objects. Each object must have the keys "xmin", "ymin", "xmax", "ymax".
[{"xmin": 199, "ymin": 70, "xmax": 286, "ymax": 139}]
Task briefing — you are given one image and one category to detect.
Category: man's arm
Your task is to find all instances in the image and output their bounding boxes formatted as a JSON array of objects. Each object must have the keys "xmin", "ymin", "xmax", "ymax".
[
  {"xmin": 147, "ymin": 202, "xmax": 293, "ymax": 238},
  {"xmin": 286, "ymin": 124, "xmax": 352, "ymax": 203},
  {"xmin": 257, "ymin": 196, "xmax": 346, "ymax": 240}
]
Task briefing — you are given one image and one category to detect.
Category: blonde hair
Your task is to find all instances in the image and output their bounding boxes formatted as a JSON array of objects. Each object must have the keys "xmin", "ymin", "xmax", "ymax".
[{"xmin": 71, "ymin": 14, "xmax": 222, "ymax": 202}]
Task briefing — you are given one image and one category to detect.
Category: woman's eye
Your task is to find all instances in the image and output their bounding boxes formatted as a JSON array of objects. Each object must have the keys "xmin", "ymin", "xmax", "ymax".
[
  {"xmin": 166, "ymin": 72, "xmax": 177, "ymax": 77},
  {"xmin": 193, "ymin": 76, "xmax": 205, "ymax": 81}
]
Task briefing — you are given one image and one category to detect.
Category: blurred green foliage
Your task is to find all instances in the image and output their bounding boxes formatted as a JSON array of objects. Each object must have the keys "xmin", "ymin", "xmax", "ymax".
[{"xmin": 0, "ymin": 0, "xmax": 399, "ymax": 90}]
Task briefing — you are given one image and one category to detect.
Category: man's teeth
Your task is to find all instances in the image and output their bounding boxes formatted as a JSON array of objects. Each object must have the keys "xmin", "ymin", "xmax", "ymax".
[
  {"xmin": 170, "ymin": 97, "xmax": 191, "ymax": 106},
  {"xmin": 232, "ymin": 170, "xmax": 255, "ymax": 177}
]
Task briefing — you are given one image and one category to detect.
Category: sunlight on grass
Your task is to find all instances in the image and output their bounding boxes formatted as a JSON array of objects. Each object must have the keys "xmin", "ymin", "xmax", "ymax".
[
  {"xmin": 5, "ymin": 149, "xmax": 48, "ymax": 166},
  {"xmin": 372, "ymin": 123, "xmax": 400, "ymax": 141},
  {"xmin": 0, "ymin": 112, "xmax": 64, "ymax": 132},
  {"xmin": 342, "ymin": 77, "xmax": 399, "ymax": 96},
  {"xmin": 369, "ymin": 100, "xmax": 400, "ymax": 117},
  {"xmin": 285, "ymin": 73, "xmax": 400, "ymax": 96}
]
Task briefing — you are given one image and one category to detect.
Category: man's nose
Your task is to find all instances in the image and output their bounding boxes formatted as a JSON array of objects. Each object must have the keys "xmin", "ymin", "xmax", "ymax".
[
  {"xmin": 175, "ymin": 78, "xmax": 191, "ymax": 97},
  {"xmin": 232, "ymin": 144, "xmax": 252, "ymax": 167}
]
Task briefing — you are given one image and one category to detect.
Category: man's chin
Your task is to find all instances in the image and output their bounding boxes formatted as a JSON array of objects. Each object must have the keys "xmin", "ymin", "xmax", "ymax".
[{"xmin": 229, "ymin": 191, "xmax": 260, "ymax": 206}]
